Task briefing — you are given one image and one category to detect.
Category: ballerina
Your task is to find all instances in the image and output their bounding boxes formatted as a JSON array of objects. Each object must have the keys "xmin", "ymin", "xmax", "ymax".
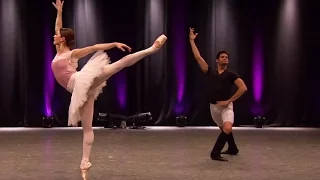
[{"xmin": 51, "ymin": 0, "xmax": 167, "ymax": 179}]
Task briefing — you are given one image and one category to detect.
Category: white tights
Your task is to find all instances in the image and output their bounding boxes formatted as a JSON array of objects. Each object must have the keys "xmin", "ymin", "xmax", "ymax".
[
  {"xmin": 80, "ymin": 96, "xmax": 94, "ymax": 168},
  {"xmin": 80, "ymin": 44, "xmax": 159, "ymax": 169},
  {"xmin": 91, "ymin": 45, "xmax": 158, "ymax": 89}
]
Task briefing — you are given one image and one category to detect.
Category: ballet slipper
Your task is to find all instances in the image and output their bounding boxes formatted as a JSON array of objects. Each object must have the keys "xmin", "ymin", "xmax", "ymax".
[
  {"xmin": 153, "ymin": 34, "xmax": 167, "ymax": 49},
  {"xmin": 80, "ymin": 161, "xmax": 92, "ymax": 180}
]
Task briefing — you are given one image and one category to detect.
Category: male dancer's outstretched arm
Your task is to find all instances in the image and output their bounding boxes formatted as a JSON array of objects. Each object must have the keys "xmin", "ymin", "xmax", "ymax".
[{"xmin": 189, "ymin": 28, "xmax": 208, "ymax": 73}]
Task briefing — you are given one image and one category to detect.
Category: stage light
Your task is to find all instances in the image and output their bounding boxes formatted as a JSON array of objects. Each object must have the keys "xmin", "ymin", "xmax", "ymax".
[
  {"xmin": 42, "ymin": 116, "xmax": 55, "ymax": 128},
  {"xmin": 120, "ymin": 120, "xmax": 127, "ymax": 129},
  {"xmin": 97, "ymin": 112, "xmax": 153, "ymax": 129},
  {"xmin": 127, "ymin": 112, "xmax": 152, "ymax": 129},
  {"xmin": 97, "ymin": 112, "xmax": 108, "ymax": 121},
  {"xmin": 97, "ymin": 113, "xmax": 126, "ymax": 129},
  {"xmin": 176, "ymin": 115, "xmax": 187, "ymax": 127},
  {"xmin": 254, "ymin": 116, "xmax": 266, "ymax": 128}
]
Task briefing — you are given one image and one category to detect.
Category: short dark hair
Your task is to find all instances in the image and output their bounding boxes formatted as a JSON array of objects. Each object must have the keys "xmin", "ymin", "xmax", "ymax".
[{"xmin": 216, "ymin": 50, "xmax": 229, "ymax": 59}]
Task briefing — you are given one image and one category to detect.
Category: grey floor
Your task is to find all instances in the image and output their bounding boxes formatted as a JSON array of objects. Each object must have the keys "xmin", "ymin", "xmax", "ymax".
[{"xmin": 0, "ymin": 126, "xmax": 320, "ymax": 180}]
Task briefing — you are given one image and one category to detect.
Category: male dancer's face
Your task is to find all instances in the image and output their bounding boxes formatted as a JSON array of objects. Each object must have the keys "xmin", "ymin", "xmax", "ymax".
[{"xmin": 216, "ymin": 53, "xmax": 229, "ymax": 67}]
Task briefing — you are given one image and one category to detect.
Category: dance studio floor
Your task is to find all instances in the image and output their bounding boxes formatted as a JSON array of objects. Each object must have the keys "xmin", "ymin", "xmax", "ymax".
[{"xmin": 0, "ymin": 126, "xmax": 319, "ymax": 180}]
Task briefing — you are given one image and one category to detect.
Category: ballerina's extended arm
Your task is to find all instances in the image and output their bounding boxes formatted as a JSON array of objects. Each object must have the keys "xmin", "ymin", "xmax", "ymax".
[
  {"xmin": 52, "ymin": 0, "xmax": 64, "ymax": 52},
  {"xmin": 71, "ymin": 43, "xmax": 132, "ymax": 59},
  {"xmin": 53, "ymin": 0, "xmax": 64, "ymax": 32}
]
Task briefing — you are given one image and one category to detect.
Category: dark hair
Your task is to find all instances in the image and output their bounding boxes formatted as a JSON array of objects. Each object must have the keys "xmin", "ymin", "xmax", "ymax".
[
  {"xmin": 216, "ymin": 50, "xmax": 229, "ymax": 59},
  {"xmin": 60, "ymin": 28, "xmax": 75, "ymax": 48}
]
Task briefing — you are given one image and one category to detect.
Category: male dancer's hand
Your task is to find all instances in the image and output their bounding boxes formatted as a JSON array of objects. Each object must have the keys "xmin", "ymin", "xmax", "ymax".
[
  {"xmin": 115, "ymin": 43, "xmax": 132, "ymax": 52},
  {"xmin": 52, "ymin": 0, "xmax": 64, "ymax": 11},
  {"xmin": 189, "ymin": 28, "xmax": 198, "ymax": 41},
  {"xmin": 217, "ymin": 100, "xmax": 230, "ymax": 107}
]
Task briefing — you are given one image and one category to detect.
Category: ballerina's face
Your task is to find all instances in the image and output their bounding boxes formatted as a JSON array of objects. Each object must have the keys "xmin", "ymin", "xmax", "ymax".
[{"xmin": 53, "ymin": 30, "xmax": 65, "ymax": 45}]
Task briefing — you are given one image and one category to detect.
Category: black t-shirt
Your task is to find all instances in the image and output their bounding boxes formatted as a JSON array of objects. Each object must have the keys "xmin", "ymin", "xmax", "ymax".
[{"xmin": 205, "ymin": 66, "xmax": 239, "ymax": 104}]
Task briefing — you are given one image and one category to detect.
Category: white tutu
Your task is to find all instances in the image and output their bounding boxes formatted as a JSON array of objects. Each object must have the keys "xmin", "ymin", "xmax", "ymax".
[{"xmin": 67, "ymin": 50, "xmax": 111, "ymax": 126}]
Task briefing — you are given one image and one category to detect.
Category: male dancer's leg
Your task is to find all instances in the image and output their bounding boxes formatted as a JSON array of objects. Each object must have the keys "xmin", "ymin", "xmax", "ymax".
[
  {"xmin": 221, "ymin": 130, "xmax": 239, "ymax": 154},
  {"xmin": 221, "ymin": 105, "xmax": 239, "ymax": 155},
  {"xmin": 209, "ymin": 104, "xmax": 228, "ymax": 161}
]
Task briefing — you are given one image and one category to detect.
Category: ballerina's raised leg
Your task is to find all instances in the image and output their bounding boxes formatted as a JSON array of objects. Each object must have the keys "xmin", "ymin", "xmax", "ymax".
[{"xmin": 90, "ymin": 34, "xmax": 167, "ymax": 89}]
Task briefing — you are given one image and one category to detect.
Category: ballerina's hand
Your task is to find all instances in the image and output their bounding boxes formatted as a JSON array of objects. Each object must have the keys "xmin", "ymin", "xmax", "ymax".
[
  {"xmin": 52, "ymin": 0, "xmax": 64, "ymax": 11},
  {"xmin": 115, "ymin": 43, "xmax": 132, "ymax": 52}
]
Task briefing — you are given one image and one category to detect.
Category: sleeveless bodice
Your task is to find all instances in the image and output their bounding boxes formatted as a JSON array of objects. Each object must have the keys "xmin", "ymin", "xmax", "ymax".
[{"xmin": 51, "ymin": 51, "xmax": 79, "ymax": 90}]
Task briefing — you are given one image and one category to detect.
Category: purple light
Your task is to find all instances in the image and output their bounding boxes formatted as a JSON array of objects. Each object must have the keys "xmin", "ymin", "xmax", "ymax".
[
  {"xmin": 251, "ymin": 105, "xmax": 264, "ymax": 116},
  {"xmin": 172, "ymin": 1, "xmax": 187, "ymax": 115},
  {"xmin": 173, "ymin": 2, "xmax": 186, "ymax": 104},
  {"xmin": 252, "ymin": 34, "xmax": 263, "ymax": 103},
  {"xmin": 174, "ymin": 104, "xmax": 184, "ymax": 115},
  {"xmin": 175, "ymin": 45, "xmax": 186, "ymax": 103},
  {"xmin": 44, "ymin": 25, "xmax": 55, "ymax": 116},
  {"xmin": 115, "ymin": 71, "xmax": 126, "ymax": 109}
]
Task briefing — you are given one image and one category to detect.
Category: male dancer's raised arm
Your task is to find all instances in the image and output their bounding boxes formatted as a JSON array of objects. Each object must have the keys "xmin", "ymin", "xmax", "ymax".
[{"xmin": 189, "ymin": 28, "xmax": 209, "ymax": 73}]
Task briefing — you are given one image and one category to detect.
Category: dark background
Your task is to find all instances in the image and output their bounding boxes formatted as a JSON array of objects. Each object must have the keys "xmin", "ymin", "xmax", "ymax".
[{"xmin": 0, "ymin": 0, "xmax": 319, "ymax": 127}]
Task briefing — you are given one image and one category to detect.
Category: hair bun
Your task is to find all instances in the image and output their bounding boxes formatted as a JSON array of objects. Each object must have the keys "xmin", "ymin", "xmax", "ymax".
[{"xmin": 68, "ymin": 40, "xmax": 76, "ymax": 47}]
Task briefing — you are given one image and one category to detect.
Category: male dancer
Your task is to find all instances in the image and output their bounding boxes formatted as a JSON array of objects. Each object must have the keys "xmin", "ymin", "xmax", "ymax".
[{"xmin": 189, "ymin": 28, "xmax": 247, "ymax": 161}]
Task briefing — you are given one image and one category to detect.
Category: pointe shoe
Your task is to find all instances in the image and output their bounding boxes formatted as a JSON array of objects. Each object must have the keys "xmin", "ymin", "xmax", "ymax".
[
  {"xmin": 80, "ymin": 162, "xmax": 92, "ymax": 180},
  {"xmin": 153, "ymin": 34, "xmax": 167, "ymax": 49}
]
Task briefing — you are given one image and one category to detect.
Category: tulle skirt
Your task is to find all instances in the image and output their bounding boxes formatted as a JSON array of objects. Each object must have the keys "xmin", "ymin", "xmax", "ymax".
[{"xmin": 67, "ymin": 50, "xmax": 111, "ymax": 126}]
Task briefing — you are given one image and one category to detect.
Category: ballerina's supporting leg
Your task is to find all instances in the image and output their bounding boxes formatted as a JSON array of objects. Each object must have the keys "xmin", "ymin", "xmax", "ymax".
[
  {"xmin": 90, "ymin": 35, "xmax": 167, "ymax": 89},
  {"xmin": 79, "ymin": 96, "xmax": 95, "ymax": 179}
]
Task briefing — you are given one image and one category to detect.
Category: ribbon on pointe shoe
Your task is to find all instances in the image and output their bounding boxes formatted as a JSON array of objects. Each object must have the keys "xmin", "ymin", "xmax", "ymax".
[{"xmin": 80, "ymin": 162, "xmax": 92, "ymax": 180}]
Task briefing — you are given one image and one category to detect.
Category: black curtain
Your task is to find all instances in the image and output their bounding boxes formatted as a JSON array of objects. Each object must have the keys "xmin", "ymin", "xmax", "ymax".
[{"xmin": 0, "ymin": 0, "xmax": 319, "ymax": 127}]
